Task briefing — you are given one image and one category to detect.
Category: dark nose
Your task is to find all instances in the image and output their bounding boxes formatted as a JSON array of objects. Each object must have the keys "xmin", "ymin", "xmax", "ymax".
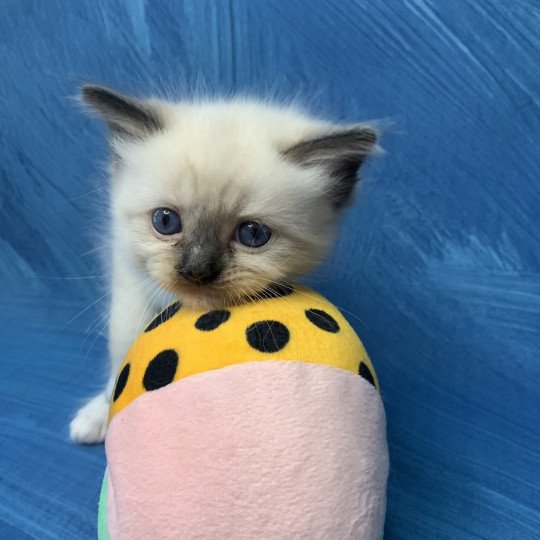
[{"xmin": 179, "ymin": 266, "xmax": 222, "ymax": 285}]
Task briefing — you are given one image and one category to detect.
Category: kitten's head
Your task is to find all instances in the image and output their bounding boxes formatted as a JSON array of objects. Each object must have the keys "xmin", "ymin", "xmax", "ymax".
[{"xmin": 82, "ymin": 85, "xmax": 378, "ymax": 309}]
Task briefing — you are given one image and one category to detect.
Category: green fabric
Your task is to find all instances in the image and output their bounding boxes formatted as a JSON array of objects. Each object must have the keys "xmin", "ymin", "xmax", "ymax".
[{"xmin": 97, "ymin": 470, "xmax": 109, "ymax": 540}]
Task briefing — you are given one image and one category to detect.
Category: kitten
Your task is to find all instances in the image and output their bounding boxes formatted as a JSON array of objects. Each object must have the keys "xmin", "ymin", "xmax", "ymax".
[{"xmin": 70, "ymin": 85, "xmax": 378, "ymax": 444}]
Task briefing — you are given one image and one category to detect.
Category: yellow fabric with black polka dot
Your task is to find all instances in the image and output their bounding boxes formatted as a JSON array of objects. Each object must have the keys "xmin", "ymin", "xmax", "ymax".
[{"xmin": 109, "ymin": 284, "xmax": 379, "ymax": 421}]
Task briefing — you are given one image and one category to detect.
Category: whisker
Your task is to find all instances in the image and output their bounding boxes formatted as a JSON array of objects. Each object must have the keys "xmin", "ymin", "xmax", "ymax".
[
  {"xmin": 81, "ymin": 315, "xmax": 109, "ymax": 365},
  {"xmin": 244, "ymin": 276, "xmax": 368, "ymax": 328},
  {"xmin": 62, "ymin": 290, "xmax": 111, "ymax": 330},
  {"xmin": 78, "ymin": 274, "xmax": 156, "ymax": 360},
  {"xmin": 35, "ymin": 274, "xmax": 111, "ymax": 281},
  {"xmin": 135, "ymin": 281, "xmax": 164, "ymax": 335},
  {"xmin": 78, "ymin": 244, "xmax": 109, "ymax": 258}
]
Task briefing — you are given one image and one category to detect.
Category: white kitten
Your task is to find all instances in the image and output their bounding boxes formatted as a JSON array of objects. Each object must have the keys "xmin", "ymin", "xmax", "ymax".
[{"xmin": 70, "ymin": 85, "xmax": 378, "ymax": 444}]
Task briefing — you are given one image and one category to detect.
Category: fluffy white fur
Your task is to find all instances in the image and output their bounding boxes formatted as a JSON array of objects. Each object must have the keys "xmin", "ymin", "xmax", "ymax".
[{"xmin": 70, "ymin": 88, "xmax": 377, "ymax": 443}]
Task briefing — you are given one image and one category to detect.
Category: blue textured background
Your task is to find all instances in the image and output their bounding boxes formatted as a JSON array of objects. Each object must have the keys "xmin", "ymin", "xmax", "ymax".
[{"xmin": 1, "ymin": 1, "xmax": 539, "ymax": 538}]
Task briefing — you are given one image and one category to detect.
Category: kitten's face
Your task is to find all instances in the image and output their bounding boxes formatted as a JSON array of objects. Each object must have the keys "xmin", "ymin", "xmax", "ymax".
[{"xmin": 83, "ymin": 87, "xmax": 377, "ymax": 308}]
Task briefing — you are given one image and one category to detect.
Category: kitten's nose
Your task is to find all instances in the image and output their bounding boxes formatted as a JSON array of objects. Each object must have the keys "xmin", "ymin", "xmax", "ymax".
[{"xmin": 179, "ymin": 266, "xmax": 222, "ymax": 285}]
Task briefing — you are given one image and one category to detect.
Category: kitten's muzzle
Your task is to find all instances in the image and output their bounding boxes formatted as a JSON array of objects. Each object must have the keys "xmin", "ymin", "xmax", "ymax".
[
  {"xmin": 177, "ymin": 231, "xmax": 223, "ymax": 286},
  {"xmin": 179, "ymin": 265, "xmax": 222, "ymax": 285}
]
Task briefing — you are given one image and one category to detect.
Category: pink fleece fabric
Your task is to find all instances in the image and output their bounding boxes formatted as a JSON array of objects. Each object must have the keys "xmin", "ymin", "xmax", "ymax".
[{"xmin": 106, "ymin": 361, "xmax": 389, "ymax": 539}]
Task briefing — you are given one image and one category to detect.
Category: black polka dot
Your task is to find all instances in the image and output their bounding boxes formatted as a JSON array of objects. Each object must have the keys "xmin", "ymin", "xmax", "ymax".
[
  {"xmin": 113, "ymin": 363, "xmax": 130, "ymax": 402},
  {"xmin": 359, "ymin": 362, "xmax": 376, "ymax": 388},
  {"xmin": 145, "ymin": 302, "xmax": 182, "ymax": 332},
  {"xmin": 246, "ymin": 320, "xmax": 290, "ymax": 353},
  {"xmin": 259, "ymin": 283, "xmax": 294, "ymax": 299},
  {"xmin": 195, "ymin": 310, "xmax": 231, "ymax": 331},
  {"xmin": 143, "ymin": 349, "xmax": 179, "ymax": 391},
  {"xmin": 305, "ymin": 309, "xmax": 340, "ymax": 333}
]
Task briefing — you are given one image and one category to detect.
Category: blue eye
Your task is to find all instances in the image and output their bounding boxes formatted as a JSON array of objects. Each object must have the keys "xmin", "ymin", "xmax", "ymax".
[
  {"xmin": 235, "ymin": 221, "xmax": 272, "ymax": 248},
  {"xmin": 152, "ymin": 208, "xmax": 182, "ymax": 235}
]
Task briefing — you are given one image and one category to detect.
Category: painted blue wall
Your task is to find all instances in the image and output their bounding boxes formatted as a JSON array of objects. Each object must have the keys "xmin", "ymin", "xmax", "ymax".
[{"xmin": 1, "ymin": 1, "xmax": 539, "ymax": 538}]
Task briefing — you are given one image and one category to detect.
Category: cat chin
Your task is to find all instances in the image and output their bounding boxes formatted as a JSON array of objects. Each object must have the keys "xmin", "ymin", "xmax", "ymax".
[
  {"xmin": 178, "ymin": 292, "xmax": 227, "ymax": 310},
  {"xmin": 165, "ymin": 283, "xmax": 238, "ymax": 311}
]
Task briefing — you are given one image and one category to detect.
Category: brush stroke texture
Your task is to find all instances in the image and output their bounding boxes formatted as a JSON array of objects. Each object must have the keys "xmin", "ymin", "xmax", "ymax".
[{"xmin": 1, "ymin": 0, "xmax": 539, "ymax": 538}]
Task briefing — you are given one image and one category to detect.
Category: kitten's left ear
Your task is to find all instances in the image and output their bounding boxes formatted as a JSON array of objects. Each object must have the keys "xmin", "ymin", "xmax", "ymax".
[
  {"xmin": 80, "ymin": 84, "xmax": 164, "ymax": 140},
  {"xmin": 283, "ymin": 127, "xmax": 378, "ymax": 208}
]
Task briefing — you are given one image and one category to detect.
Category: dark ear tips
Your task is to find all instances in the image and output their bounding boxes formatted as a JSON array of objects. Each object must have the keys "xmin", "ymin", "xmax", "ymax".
[
  {"xmin": 80, "ymin": 83, "xmax": 107, "ymax": 104},
  {"xmin": 282, "ymin": 126, "xmax": 379, "ymax": 165},
  {"xmin": 79, "ymin": 83, "xmax": 163, "ymax": 139},
  {"xmin": 355, "ymin": 126, "xmax": 378, "ymax": 147},
  {"xmin": 336, "ymin": 126, "xmax": 379, "ymax": 158},
  {"xmin": 283, "ymin": 125, "xmax": 379, "ymax": 208},
  {"xmin": 79, "ymin": 84, "xmax": 125, "ymax": 114}
]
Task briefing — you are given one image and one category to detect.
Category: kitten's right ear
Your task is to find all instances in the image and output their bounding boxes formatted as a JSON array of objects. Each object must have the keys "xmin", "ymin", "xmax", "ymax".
[
  {"xmin": 283, "ymin": 127, "xmax": 379, "ymax": 208},
  {"xmin": 80, "ymin": 84, "xmax": 164, "ymax": 140}
]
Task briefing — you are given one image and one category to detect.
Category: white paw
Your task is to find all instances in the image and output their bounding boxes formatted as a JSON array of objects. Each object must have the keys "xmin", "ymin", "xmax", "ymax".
[{"xmin": 70, "ymin": 393, "xmax": 109, "ymax": 444}]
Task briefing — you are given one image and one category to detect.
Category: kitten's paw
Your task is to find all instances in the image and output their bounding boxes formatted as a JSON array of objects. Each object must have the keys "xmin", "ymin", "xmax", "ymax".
[{"xmin": 70, "ymin": 393, "xmax": 109, "ymax": 444}]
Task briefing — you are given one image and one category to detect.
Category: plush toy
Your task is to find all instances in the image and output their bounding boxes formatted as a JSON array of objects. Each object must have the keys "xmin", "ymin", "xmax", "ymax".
[{"xmin": 98, "ymin": 284, "xmax": 389, "ymax": 540}]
